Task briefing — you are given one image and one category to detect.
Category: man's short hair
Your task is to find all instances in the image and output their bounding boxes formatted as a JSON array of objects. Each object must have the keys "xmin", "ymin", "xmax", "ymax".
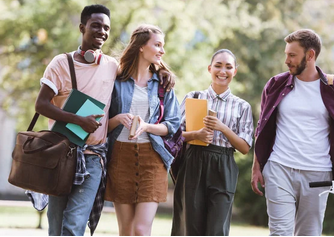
[
  {"xmin": 284, "ymin": 29, "xmax": 322, "ymax": 60},
  {"xmin": 81, "ymin": 4, "xmax": 110, "ymax": 25}
]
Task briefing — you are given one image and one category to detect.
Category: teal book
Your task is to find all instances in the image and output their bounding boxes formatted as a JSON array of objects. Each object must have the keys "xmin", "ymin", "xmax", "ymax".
[
  {"xmin": 51, "ymin": 89, "xmax": 105, "ymax": 146},
  {"xmin": 65, "ymin": 99, "xmax": 105, "ymax": 140}
]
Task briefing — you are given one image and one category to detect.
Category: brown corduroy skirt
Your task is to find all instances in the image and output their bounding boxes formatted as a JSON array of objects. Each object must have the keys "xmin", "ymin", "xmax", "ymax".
[{"xmin": 104, "ymin": 141, "xmax": 168, "ymax": 204}]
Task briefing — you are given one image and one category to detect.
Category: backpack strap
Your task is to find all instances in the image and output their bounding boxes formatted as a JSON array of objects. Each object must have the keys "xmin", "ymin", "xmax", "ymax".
[
  {"xmin": 156, "ymin": 83, "xmax": 165, "ymax": 124},
  {"xmin": 155, "ymin": 88, "xmax": 200, "ymax": 125}
]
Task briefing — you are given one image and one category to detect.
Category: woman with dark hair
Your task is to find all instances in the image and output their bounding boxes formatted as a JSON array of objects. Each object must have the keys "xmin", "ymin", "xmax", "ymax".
[
  {"xmin": 172, "ymin": 49, "xmax": 254, "ymax": 236},
  {"xmin": 104, "ymin": 24, "xmax": 180, "ymax": 236}
]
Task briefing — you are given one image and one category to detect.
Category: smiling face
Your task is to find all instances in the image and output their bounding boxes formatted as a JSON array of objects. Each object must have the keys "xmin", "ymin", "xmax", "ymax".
[
  {"xmin": 208, "ymin": 52, "xmax": 237, "ymax": 93},
  {"xmin": 80, "ymin": 13, "xmax": 110, "ymax": 51},
  {"xmin": 140, "ymin": 33, "xmax": 165, "ymax": 65},
  {"xmin": 285, "ymin": 41, "xmax": 309, "ymax": 76}
]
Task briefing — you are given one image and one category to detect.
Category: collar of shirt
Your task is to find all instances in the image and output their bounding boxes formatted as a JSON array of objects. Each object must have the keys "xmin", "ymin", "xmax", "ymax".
[
  {"xmin": 208, "ymin": 85, "xmax": 231, "ymax": 101},
  {"xmin": 286, "ymin": 74, "xmax": 294, "ymax": 87}
]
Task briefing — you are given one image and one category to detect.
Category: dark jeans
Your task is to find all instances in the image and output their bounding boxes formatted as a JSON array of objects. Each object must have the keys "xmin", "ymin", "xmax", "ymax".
[{"xmin": 171, "ymin": 144, "xmax": 238, "ymax": 236}]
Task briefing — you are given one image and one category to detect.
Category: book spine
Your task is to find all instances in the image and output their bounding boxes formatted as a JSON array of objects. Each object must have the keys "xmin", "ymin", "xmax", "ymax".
[{"xmin": 129, "ymin": 116, "xmax": 139, "ymax": 139}]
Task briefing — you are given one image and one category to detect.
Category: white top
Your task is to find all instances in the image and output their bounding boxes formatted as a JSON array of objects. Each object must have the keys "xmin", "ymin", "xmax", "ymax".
[
  {"xmin": 117, "ymin": 84, "xmax": 150, "ymax": 143},
  {"xmin": 269, "ymin": 76, "xmax": 332, "ymax": 171}
]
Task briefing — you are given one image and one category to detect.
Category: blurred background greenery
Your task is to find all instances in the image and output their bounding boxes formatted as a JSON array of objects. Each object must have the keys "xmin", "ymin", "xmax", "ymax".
[{"xmin": 1, "ymin": 0, "xmax": 334, "ymax": 235}]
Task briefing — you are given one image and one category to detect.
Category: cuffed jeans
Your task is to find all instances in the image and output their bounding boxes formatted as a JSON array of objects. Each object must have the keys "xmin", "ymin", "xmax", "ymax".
[
  {"xmin": 263, "ymin": 160, "xmax": 332, "ymax": 236},
  {"xmin": 47, "ymin": 154, "xmax": 102, "ymax": 236}
]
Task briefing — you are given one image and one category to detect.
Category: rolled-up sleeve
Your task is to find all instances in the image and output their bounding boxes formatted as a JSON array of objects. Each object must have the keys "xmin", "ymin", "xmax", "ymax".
[
  {"xmin": 40, "ymin": 77, "xmax": 58, "ymax": 95},
  {"xmin": 161, "ymin": 89, "xmax": 181, "ymax": 137}
]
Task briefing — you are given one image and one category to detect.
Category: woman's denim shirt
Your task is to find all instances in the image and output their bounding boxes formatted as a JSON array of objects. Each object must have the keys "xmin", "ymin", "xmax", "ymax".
[{"xmin": 107, "ymin": 73, "xmax": 181, "ymax": 170}]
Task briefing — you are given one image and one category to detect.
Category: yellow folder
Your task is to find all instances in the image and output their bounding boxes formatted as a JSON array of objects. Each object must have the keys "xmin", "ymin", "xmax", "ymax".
[{"xmin": 185, "ymin": 98, "xmax": 209, "ymax": 146}]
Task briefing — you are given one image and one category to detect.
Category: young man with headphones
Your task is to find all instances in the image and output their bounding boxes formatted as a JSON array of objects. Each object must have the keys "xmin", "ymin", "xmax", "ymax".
[
  {"xmin": 34, "ymin": 5, "xmax": 116, "ymax": 236},
  {"xmin": 33, "ymin": 4, "xmax": 174, "ymax": 236}
]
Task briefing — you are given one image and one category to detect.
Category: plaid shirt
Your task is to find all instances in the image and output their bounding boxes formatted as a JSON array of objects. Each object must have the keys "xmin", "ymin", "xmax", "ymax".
[
  {"xmin": 26, "ymin": 142, "xmax": 108, "ymax": 236},
  {"xmin": 180, "ymin": 86, "xmax": 254, "ymax": 148}
]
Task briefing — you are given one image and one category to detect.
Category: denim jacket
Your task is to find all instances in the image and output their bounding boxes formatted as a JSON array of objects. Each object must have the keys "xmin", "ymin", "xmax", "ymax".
[{"xmin": 107, "ymin": 73, "xmax": 181, "ymax": 170}]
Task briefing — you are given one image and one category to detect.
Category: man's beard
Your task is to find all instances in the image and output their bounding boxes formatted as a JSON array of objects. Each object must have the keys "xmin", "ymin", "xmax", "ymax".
[{"xmin": 292, "ymin": 56, "xmax": 307, "ymax": 76}]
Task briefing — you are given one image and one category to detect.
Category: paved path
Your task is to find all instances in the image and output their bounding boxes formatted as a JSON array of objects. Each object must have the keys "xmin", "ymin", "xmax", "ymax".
[
  {"xmin": 0, "ymin": 228, "xmax": 47, "ymax": 236},
  {"xmin": 0, "ymin": 191, "xmax": 174, "ymax": 236}
]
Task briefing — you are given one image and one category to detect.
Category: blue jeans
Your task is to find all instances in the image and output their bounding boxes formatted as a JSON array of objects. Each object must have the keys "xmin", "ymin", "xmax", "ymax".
[{"xmin": 47, "ymin": 154, "xmax": 102, "ymax": 236}]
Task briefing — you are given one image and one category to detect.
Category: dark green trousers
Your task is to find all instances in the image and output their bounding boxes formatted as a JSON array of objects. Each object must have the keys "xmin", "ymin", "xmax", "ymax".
[{"xmin": 171, "ymin": 144, "xmax": 238, "ymax": 236}]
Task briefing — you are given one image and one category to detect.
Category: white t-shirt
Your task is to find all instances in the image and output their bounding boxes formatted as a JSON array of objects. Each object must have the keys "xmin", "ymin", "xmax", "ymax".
[
  {"xmin": 117, "ymin": 84, "xmax": 150, "ymax": 143},
  {"xmin": 269, "ymin": 76, "xmax": 332, "ymax": 171}
]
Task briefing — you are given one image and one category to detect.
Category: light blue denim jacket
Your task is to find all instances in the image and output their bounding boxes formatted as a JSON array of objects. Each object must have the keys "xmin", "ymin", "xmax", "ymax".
[{"xmin": 107, "ymin": 73, "xmax": 181, "ymax": 170}]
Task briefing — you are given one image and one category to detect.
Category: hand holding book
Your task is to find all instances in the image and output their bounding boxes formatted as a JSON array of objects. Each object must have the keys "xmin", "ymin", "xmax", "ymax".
[
  {"xmin": 51, "ymin": 89, "xmax": 105, "ymax": 146},
  {"xmin": 66, "ymin": 99, "xmax": 105, "ymax": 140},
  {"xmin": 75, "ymin": 114, "xmax": 104, "ymax": 134},
  {"xmin": 129, "ymin": 115, "xmax": 139, "ymax": 139},
  {"xmin": 185, "ymin": 98, "xmax": 219, "ymax": 146}
]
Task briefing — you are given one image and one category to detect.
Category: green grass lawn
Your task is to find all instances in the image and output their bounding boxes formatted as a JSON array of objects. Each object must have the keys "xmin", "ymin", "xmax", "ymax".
[{"xmin": 0, "ymin": 205, "xmax": 269, "ymax": 236}]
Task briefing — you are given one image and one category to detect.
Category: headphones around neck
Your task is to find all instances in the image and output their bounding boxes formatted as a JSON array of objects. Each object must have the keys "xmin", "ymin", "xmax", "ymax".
[{"xmin": 77, "ymin": 46, "xmax": 103, "ymax": 64}]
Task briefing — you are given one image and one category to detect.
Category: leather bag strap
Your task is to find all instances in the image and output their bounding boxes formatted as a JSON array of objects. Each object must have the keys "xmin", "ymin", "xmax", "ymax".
[
  {"xmin": 66, "ymin": 53, "xmax": 78, "ymax": 90},
  {"xmin": 27, "ymin": 53, "xmax": 78, "ymax": 131},
  {"xmin": 27, "ymin": 113, "xmax": 40, "ymax": 131}
]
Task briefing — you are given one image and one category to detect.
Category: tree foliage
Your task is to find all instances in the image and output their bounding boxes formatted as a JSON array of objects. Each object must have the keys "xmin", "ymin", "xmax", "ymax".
[{"xmin": 1, "ymin": 0, "xmax": 334, "ymax": 233}]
